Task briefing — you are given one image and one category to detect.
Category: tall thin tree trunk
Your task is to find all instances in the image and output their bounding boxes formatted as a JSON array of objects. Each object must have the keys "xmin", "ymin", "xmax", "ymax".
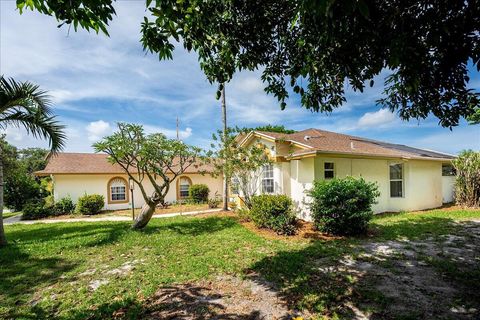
[
  {"xmin": 0, "ymin": 147, "xmax": 7, "ymax": 247},
  {"xmin": 221, "ymin": 85, "xmax": 229, "ymax": 211}
]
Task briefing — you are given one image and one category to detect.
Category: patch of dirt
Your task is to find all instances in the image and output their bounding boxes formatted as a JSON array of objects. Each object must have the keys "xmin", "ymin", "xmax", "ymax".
[
  {"xmin": 136, "ymin": 275, "xmax": 305, "ymax": 320},
  {"xmin": 328, "ymin": 220, "xmax": 480, "ymax": 319}
]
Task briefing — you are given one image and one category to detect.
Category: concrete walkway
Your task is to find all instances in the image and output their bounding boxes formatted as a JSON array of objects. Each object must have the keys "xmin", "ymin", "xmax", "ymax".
[{"xmin": 3, "ymin": 208, "xmax": 222, "ymax": 225}]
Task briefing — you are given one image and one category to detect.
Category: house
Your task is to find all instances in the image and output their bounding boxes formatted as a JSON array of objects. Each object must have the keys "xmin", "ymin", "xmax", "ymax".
[
  {"xmin": 35, "ymin": 153, "xmax": 223, "ymax": 210},
  {"xmin": 235, "ymin": 128, "xmax": 456, "ymax": 219}
]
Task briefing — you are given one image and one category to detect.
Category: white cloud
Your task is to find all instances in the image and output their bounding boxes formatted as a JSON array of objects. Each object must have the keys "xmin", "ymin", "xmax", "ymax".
[
  {"xmin": 86, "ymin": 120, "xmax": 112, "ymax": 142},
  {"xmin": 144, "ymin": 125, "xmax": 193, "ymax": 140},
  {"xmin": 358, "ymin": 108, "xmax": 396, "ymax": 128}
]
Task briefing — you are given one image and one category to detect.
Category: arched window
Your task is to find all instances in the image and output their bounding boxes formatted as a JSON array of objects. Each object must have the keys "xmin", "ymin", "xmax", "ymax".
[
  {"xmin": 108, "ymin": 177, "xmax": 128, "ymax": 203},
  {"xmin": 177, "ymin": 176, "xmax": 192, "ymax": 200}
]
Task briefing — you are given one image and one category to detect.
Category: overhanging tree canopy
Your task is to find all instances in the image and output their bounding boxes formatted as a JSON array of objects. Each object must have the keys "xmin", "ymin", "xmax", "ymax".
[{"xmin": 18, "ymin": 0, "xmax": 480, "ymax": 127}]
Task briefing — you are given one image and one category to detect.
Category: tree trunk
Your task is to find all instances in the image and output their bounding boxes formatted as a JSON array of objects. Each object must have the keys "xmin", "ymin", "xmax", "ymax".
[
  {"xmin": 132, "ymin": 202, "xmax": 157, "ymax": 230},
  {"xmin": 221, "ymin": 84, "xmax": 229, "ymax": 211},
  {"xmin": 0, "ymin": 151, "xmax": 7, "ymax": 247}
]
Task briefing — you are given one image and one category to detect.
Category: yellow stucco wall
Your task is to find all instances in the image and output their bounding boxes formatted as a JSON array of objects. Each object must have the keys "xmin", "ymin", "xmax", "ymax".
[
  {"xmin": 52, "ymin": 173, "xmax": 223, "ymax": 211},
  {"xmin": 239, "ymin": 134, "xmax": 450, "ymax": 220}
]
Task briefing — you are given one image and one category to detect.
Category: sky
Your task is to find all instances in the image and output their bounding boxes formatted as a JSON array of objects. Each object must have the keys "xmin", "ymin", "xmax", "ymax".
[{"xmin": 1, "ymin": 1, "xmax": 479, "ymax": 155}]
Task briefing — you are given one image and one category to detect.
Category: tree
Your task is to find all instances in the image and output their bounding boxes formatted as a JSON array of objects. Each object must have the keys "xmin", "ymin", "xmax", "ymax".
[
  {"xmin": 16, "ymin": 0, "xmax": 115, "ymax": 35},
  {"xmin": 17, "ymin": 148, "xmax": 49, "ymax": 174},
  {"xmin": 0, "ymin": 76, "xmax": 66, "ymax": 247},
  {"xmin": 139, "ymin": 0, "xmax": 479, "ymax": 128},
  {"xmin": 452, "ymin": 150, "xmax": 480, "ymax": 208},
  {"xmin": 18, "ymin": 1, "xmax": 480, "ymax": 126},
  {"xmin": 468, "ymin": 107, "xmax": 480, "ymax": 125},
  {"xmin": 209, "ymin": 128, "xmax": 271, "ymax": 209},
  {"xmin": 243, "ymin": 125, "xmax": 296, "ymax": 134},
  {"xmin": 94, "ymin": 123, "xmax": 203, "ymax": 229}
]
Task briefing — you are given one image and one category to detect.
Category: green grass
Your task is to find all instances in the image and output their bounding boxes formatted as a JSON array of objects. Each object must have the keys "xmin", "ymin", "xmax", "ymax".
[
  {"xmin": 370, "ymin": 208, "xmax": 480, "ymax": 240},
  {"xmin": 2, "ymin": 211, "xmax": 21, "ymax": 220},
  {"xmin": 1, "ymin": 208, "xmax": 479, "ymax": 319}
]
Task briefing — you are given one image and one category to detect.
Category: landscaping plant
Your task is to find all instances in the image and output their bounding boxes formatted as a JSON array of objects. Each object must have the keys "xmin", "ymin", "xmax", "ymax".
[
  {"xmin": 75, "ymin": 194, "xmax": 104, "ymax": 215},
  {"xmin": 94, "ymin": 123, "xmax": 204, "ymax": 229},
  {"xmin": 308, "ymin": 177, "xmax": 380, "ymax": 235},
  {"xmin": 452, "ymin": 150, "xmax": 480, "ymax": 207},
  {"xmin": 250, "ymin": 194, "xmax": 297, "ymax": 235},
  {"xmin": 21, "ymin": 200, "xmax": 50, "ymax": 220},
  {"xmin": 189, "ymin": 184, "xmax": 210, "ymax": 203},
  {"xmin": 54, "ymin": 196, "xmax": 76, "ymax": 215}
]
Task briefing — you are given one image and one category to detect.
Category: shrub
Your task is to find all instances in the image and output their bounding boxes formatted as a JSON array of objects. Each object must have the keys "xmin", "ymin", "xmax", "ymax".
[
  {"xmin": 76, "ymin": 194, "xmax": 104, "ymax": 215},
  {"xmin": 4, "ymin": 172, "xmax": 46, "ymax": 212},
  {"xmin": 236, "ymin": 207, "xmax": 251, "ymax": 222},
  {"xmin": 54, "ymin": 196, "xmax": 76, "ymax": 215},
  {"xmin": 308, "ymin": 177, "xmax": 380, "ymax": 236},
  {"xmin": 250, "ymin": 194, "xmax": 297, "ymax": 235},
  {"xmin": 22, "ymin": 200, "xmax": 50, "ymax": 220},
  {"xmin": 189, "ymin": 184, "xmax": 210, "ymax": 203},
  {"xmin": 208, "ymin": 197, "xmax": 221, "ymax": 208},
  {"xmin": 453, "ymin": 150, "xmax": 480, "ymax": 207}
]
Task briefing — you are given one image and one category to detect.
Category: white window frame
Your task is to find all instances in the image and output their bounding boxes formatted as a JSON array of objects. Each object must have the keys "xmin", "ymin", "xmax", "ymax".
[
  {"xmin": 324, "ymin": 162, "xmax": 335, "ymax": 179},
  {"xmin": 110, "ymin": 178, "xmax": 127, "ymax": 202},
  {"xmin": 179, "ymin": 177, "xmax": 191, "ymax": 199},
  {"xmin": 261, "ymin": 164, "xmax": 274, "ymax": 194},
  {"xmin": 389, "ymin": 163, "xmax": 404, "ymax": 198}
]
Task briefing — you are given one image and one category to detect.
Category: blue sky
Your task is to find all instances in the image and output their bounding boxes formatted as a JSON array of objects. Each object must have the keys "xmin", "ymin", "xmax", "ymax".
[{"xmin": 1, "ymin": 1, "xmax": 479, "ymax": 154}]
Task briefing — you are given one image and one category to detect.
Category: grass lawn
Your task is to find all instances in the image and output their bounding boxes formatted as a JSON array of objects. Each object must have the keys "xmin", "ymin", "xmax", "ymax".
[
  {"xmin": 2, "ymin": 211, "xmax": 21, "ymax": 220},
  {"xmin": 1, "ymin": 207, "xmax": 479, "ymax": 319}
]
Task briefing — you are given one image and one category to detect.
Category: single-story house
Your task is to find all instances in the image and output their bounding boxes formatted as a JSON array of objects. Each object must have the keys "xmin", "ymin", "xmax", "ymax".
[
  {"xmin": 35, "ymin": 153, "xmax": 223, "ymax": 211},
  {"xmin": 235, "ymin": 128, "xmax": 456, "ymax": 220}
]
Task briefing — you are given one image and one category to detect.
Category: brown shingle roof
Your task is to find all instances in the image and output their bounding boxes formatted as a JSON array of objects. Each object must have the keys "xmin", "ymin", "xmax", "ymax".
[
  {"xmin": 253, "ymin": 129, "xmax": 454, "ymax": 160},
  {"xmin": 35, "ymin": 153, "xmax": 214, "ymax": 175}
]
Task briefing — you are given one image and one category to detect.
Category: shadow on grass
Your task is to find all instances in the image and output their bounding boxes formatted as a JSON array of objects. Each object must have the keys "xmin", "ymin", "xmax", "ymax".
[
  {"xmin": 370, "ymin": 215, "xmax": 458, "ymax": 240},
  {"xmin": 245, "ymin": 217, "xmax": 480, "ymax": 319},
  {"xmin": 143, "ymin": 216, "xmax": 239, "ymax": 236}
]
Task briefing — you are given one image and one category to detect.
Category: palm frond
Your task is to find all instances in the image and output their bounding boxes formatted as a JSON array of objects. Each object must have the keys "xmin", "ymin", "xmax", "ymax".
[
  {"xmin": 0, "ymin": 76, "xmax": 52, "ymax": 115},
  {"xmin": 0, "ymin": 76, "xmax": 66, "ymax": 153}
]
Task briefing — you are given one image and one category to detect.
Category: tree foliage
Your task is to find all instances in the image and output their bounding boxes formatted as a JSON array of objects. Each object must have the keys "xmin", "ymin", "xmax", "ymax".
[
  {"xmin": 209, "ymin": 127, "xmax": 271, "ymax": 209},
  {"xmin": 452, "ymin": 150, "xmax": 480, "ymax": 208},
  {"xmin": 0, "ymin": 76, "xmax": 65, "ymax": 246},
  {"xmin": 140, "ymin": 0, "xmax": 480, "ymax": 127},
  {"xmin": 18, "ymin": 1, "xmax": 480, "ymax": 126},
  {"xmin": 16, "ymin": 0, "xmax": 115, "ymax": 35},
  {"xmin": 242, "ymin": 125, "xmax": 296, "ymax": 134},
  {"xmin": 467, "ymin": 107, "xmax": 480, "ymax": 125},
  {"xmin": 94, "ymin": 123, "xmax": 204, "ymax": 229}
]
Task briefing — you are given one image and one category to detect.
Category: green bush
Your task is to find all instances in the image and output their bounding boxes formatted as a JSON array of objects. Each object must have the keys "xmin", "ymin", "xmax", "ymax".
[
  {"xmin": 54, "ymin": 196, "xmax": 76, "ymax": 215},
  {"xmin": 76, "ymin": 194, "xmax": 104, "ymax": 215},
  {"xmin": 453, "ymin": 150, "xmax": 480, "ymax": 207},
  {"xmin": 236, "ymin": 207, "xmax": 251, "ymax": 222},
  {"xmin": 308, "ymin": 177, "xmax": 380, "ymax": 235},
  {"xmin": 22, "ymin": 200, "xmax": 50, "ymax": 220},
  {"xmin": 250, "ymin": 194, "xmax": 297, "ymax": 235},
  {"xmin": 189, "ymin": 184, "xmax": 210, "ymax": 203}
]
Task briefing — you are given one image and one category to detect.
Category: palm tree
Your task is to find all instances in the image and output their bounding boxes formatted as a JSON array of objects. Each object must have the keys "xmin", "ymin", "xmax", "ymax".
[{"xmin": 0, "ymin": 76, "xmax": 66, "ymax": 247}]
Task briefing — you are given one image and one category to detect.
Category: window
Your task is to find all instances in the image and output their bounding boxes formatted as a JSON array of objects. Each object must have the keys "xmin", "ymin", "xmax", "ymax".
[
  {"xmin": 109, "ymin": 177, "xmax": 127, "ymax": 203},
  {"xmin": 178, "ymin": 176, "xmax": 192, "ymax": 199},
  {"xmin": 262, "ymin": 164, "xmax": 274, "ymax": 193},
  {"xmin": 231, "ymin": 176, "xmax": 240, "ymax": 195},
  {"xmin": 324, "ymin": 162, "xmax": 335, "ymax": 179},
  {"xmin": 442, "ymin": 164, "xmax": 456, "ymax": 176},
  {"xmin": 389, "ymin": 163, "xmax": 403, "ymax": 197}
]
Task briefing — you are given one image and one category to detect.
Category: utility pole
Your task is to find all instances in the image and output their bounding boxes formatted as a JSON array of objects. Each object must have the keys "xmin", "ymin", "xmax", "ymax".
[
  {"xmin": 221, "ymin": 84, "xmax": 229, "ymax": 211},
  {"xmin": 176, "ymin": 116, "xmax": 179, "ymax": 140}
]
